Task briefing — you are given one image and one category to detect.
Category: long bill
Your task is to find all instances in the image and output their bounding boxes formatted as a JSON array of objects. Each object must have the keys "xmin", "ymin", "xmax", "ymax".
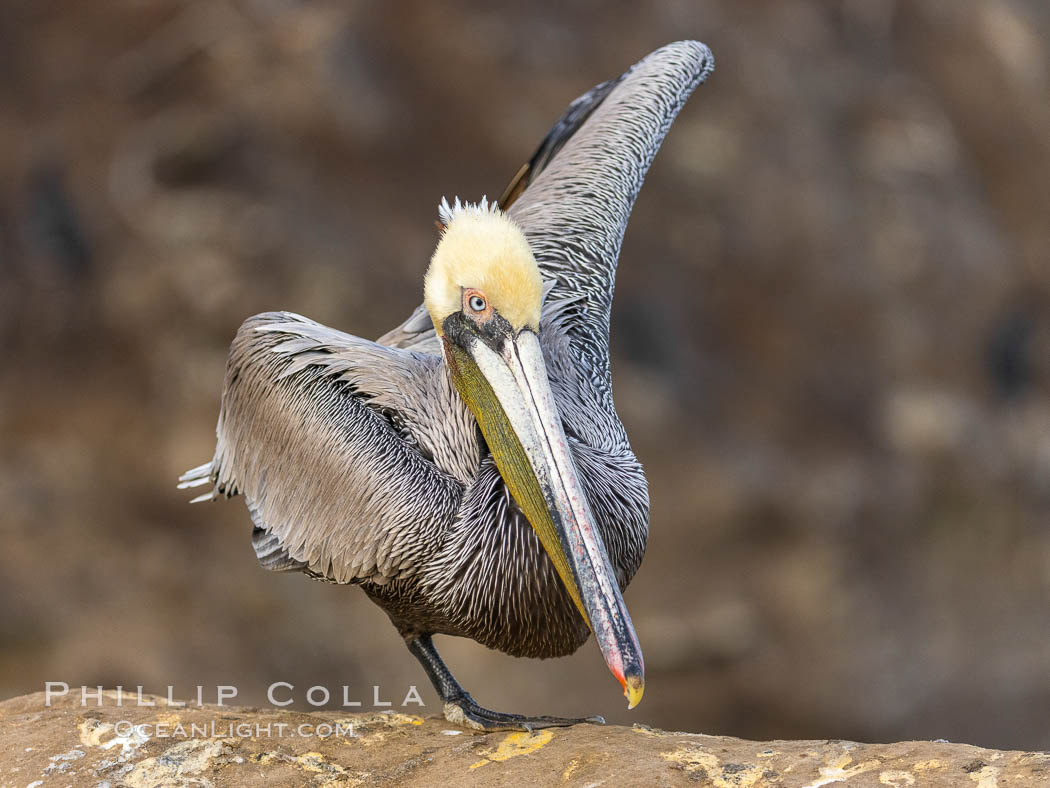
[{"xmin": 444, "ymin": 328, "xmax": 645, "ymax": 709}]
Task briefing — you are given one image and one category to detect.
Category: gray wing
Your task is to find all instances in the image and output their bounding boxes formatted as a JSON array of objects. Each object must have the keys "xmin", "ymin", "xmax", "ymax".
[
  {"xmin": 179, "ymin": 312, "xmax": 472, "ymax": 585},
  {"xmin": 378, "ymin": 39, "xmax": 714, "ymax": 375},
  {"xmin": 495, "ymin": 73, "xmax": 626, "ymax": 212},
  {"xmin": 507, "ymin": 40, "xmax": 713, "ymax": 388}
]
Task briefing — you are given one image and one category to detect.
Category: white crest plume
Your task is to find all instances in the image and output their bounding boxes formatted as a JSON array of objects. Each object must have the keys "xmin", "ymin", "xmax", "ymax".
[{"xmin": 438, "ymin": 196, "xmax": 501, "ymax": 227}]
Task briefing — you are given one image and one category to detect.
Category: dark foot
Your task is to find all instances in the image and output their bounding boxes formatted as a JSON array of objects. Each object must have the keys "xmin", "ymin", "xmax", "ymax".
[
  {"xmin": 443, "ymin": 694, "xmax": 604, "ymax": 732},
  {"xmin": 404, "ymin": 634, "xmax": 604, "ymax": 732}
]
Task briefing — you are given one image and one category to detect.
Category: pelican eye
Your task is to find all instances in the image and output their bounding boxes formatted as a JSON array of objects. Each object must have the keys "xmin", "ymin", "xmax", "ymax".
[{"xmin": 468, "ymin": 295, "xmax": 487, "ymax": 312}]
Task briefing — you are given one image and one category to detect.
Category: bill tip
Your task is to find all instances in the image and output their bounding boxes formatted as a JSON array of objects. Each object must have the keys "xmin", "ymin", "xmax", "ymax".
[{"xmin": 624, "ymin": 674, "xmax": 644, "ymax": 710}]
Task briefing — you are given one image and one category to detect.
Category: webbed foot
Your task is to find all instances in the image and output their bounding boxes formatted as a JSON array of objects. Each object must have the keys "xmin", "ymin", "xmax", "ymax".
[{"xmin": 443, "ymin": 694, "xmax": 604, "ymax": 731}]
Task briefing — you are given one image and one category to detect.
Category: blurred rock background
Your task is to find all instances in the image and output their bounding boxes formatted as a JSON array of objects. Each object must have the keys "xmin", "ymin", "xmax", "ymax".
[{"xmin": 1, "ymin": 0, "xmax": 1047, "ymax": 751}]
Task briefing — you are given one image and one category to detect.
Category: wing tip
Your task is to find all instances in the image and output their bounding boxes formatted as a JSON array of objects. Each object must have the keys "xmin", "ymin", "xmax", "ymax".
[{"xmin": 651, "ymin": 39, "xmax": 715, "ymax": 86}]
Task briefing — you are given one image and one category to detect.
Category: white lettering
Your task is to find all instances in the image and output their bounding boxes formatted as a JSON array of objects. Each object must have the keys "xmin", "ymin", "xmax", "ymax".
[
  {"xmin": 402, "ymin": 685, "xmax": 425, "ymax": 707},
  {"xmin": 44, "ymin": 682, "xmax": 68, "ymax": 706},
  {"xmin": 82, "ymin": 686, "xmax": 104, "ymax": 707},
  {"xmin": 268, "ymin": 682, "xmax": 294, "ymax": 707},
  {"xmin": 136, "ymin": 686, "xmax": 155, "ymax": 707},
  {"xmin": 373, "ymin": 686, "xmax": 392, "ymax": 707},
  {"xmin": 306, "ymin": 685, "xmax": 330, "ymax": 707},
  {"xmin": 166, "ymin": 686, "xmax": 185, "ymax": 707},
  {"xmin": 342, "ymin": 685, "xmax": 361, "ymax": 707}
]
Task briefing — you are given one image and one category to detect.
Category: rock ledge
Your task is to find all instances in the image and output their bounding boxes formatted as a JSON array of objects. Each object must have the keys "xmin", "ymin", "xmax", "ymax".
[{"xmin": 1, "ymin": 692, "xmax": 1046, "ymax": 786}]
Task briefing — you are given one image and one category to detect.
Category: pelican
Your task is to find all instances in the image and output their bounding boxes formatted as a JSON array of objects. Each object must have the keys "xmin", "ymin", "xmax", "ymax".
[{"xmin": 180, "ymin": 40, "xmax": 713, "ymax": 730}]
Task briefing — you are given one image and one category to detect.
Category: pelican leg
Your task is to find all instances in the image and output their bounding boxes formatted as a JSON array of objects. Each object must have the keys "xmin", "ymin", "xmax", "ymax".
[{"xmin": 405, "ymin": 634, "xmax": 605, "ymax": 732}]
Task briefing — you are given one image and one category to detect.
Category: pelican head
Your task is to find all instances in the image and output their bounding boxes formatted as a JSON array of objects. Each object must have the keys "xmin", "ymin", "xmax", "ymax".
[
  {"xmin": 424, "ymin": 198, "xmax": 542, "ymax": 337},
  {"xmin": 424, "ymin": 198, "xmax": 645, "ymax": 710}
]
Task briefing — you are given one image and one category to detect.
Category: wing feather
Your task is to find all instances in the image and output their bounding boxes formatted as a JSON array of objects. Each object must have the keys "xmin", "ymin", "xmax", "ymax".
[{"xmin": 180, "ymin": 312, "xmax": 467, "ymax": 584}]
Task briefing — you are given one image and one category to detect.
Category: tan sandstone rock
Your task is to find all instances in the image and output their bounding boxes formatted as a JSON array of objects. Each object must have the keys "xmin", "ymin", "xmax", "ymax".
[{"xmin": 1, "ymin": 691, "xmax": 1047, "ymax": 787}]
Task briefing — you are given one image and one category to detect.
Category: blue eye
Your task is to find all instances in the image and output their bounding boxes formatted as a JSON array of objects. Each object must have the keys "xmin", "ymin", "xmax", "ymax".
[{"xmin": 469, "ymin": 295, "xmax": 487, "ymax": 312}]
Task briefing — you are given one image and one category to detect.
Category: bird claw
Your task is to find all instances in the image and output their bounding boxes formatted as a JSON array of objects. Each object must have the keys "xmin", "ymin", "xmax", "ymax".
[{"xmin": 443, "ymin": 699, "xmax": 605, "ymax": 732}]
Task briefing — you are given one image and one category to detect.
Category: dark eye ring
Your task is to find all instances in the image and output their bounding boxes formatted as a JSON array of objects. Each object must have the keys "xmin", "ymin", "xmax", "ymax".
[{"xmin": 468, "ymin": 295, "xmax": 487, "ymax": 312}]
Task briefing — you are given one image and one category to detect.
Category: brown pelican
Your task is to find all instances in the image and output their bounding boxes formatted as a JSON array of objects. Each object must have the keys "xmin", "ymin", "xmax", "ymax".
[{"xmin": 180, "ymin": 40, "xmax": 713, "ymax": 730}]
